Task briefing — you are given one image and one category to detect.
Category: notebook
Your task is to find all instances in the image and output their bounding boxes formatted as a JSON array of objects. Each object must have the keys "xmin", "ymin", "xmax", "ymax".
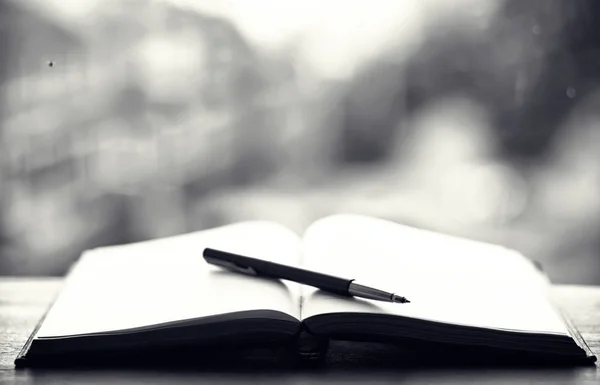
[{"xmin": 15, "ymin": 214, "xmax": 596, "ymax": 367}]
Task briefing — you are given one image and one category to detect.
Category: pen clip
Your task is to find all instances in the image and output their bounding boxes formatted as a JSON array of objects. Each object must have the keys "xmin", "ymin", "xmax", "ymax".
[{"xmin": 205, "ymin": 256, "xmax": 258, "ymax": 276}]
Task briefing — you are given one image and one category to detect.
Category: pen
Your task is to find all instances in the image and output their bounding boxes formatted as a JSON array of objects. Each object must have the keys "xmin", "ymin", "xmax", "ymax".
[{"xmin": 203, "ymin": 248, "xmax": 410, "ymax": 304}]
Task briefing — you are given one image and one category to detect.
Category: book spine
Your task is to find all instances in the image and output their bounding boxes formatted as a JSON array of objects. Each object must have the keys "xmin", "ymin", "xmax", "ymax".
[{"xmin": 294, "ymin": 325, "xmax": 329, "ymax": 364}]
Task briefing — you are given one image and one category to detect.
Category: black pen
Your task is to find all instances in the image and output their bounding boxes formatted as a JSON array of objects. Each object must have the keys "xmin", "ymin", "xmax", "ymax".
[{"xmin": 203, "ymin": 248, "xmax": 410, "ymax": 304}]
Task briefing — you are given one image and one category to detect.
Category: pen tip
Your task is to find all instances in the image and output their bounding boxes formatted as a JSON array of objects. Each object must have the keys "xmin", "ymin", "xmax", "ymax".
[{"xmin": 393, "ymin": 295, "xmax": 410, "ymax": 304}]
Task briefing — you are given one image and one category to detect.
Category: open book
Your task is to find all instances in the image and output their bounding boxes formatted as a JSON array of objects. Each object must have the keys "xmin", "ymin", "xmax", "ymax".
[{"xmin": 16, "ymin": 214, "xmax": 596, "ymax": 366}]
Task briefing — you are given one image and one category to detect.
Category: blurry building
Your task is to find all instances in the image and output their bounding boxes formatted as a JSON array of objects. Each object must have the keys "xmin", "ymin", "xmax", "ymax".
[
  {"xmin": 1, "ymin": 0, "xmax": 598, "ymax": 283},
  {"xmin": 336, "ymin": 0, "xmax": 600, "ymax": 167},
  {"xmin": 0, "ymin": 0, "xmax": 291, "ymax": 275},
  {"xmin": 0, "ymin": 1, "xmax": 84, "ymax": 274}
]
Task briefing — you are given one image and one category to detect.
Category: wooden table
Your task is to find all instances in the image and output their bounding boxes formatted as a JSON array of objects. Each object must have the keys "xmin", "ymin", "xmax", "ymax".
[{"xmin": 1, "ymin": 278, "xmax": 599, "ymax": 384}]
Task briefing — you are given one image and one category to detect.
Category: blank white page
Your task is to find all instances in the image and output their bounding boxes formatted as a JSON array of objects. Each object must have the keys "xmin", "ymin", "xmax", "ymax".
[
  {"xmin": 301, "ymin": 214, "xmax": 569, "ymax": 335},
  {"xmin": 37, "ymin": 221, "xmax": 302, "ymax": 338}
]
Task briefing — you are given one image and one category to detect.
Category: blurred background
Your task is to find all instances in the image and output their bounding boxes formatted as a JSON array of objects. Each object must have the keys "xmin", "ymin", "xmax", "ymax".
[{"xmin": 1, "ymin": 0, "xmax": 599, "ymax": 283}]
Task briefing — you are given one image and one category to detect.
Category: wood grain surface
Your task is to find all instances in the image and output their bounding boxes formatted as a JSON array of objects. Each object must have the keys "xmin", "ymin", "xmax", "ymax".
[{"xmin": 1, "ymin": 278, "xmax": 599, "ymax": 384}]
